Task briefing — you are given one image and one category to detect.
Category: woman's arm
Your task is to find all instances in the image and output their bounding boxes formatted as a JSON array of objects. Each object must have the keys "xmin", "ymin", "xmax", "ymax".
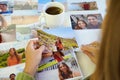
[
  {"xmin": 16, "ymin": 72, "xmax": 35, "ymax": 80},
  {"xmin": 16, "ymin": 40, "xmax": 45, "ymax": 80},
  {"xmin": 18, "ymin": 55, "xmax": 22, "ymax": 63},
  {"xmin": 7, "ymin": 57, "xmax": 10, "ymax": 66},
  {"xmin": 81, "ymin": 41, "xmax": 100, "ymax": 64}
]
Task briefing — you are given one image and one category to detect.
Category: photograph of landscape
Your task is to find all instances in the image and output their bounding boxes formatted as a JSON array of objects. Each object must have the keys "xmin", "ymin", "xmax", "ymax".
[
  {"xmin": 14, "ymin": 0, "xmax": 38, "ymax": 10},
  {"xmin": 36, "ymin": 27, "xmax": 79, "ymax": 71}
]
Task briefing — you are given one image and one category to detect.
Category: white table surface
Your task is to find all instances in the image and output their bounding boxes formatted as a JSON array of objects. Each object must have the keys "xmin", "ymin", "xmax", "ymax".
[{"xmin": 76, "ymin": 52, "xmax": 96, "ymax": 79}]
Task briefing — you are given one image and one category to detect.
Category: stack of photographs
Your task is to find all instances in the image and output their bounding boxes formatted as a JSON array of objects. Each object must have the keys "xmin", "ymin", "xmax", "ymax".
[{"xmin": 35, "ymin": 27, "xmax": 83, "ymax": 80}]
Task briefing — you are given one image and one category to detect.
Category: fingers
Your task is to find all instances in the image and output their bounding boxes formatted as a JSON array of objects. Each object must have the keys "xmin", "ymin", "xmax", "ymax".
[
  {"xmin": 36, "ymin": 45, "xmax": 45, "ymax": 55},
  {"xmin": 26, "ymin": 40, "xmax": 34, "ymax": 50},
  {"xmin": 27, "ymin": 40, "xmax": 39, "ymax": 50}
]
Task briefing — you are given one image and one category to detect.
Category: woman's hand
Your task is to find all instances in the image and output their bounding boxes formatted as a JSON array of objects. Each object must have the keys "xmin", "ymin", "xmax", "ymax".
[
  {"xmin": 24, "ymin": 40, "xmax": 45, "ymax": 77},
  {"xmin": 81, "ymin": 41, "xmax": 100, "ymax": 64}
]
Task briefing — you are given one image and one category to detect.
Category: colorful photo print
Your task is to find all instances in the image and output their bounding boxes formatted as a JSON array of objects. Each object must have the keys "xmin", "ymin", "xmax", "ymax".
[
  {"xmin": 36, "ymin": 55, "xmax": 82, "ymax": 80},
  {"xmin": 38, "ymin": 0, "xmax": 67, "ymax": 12},
  {"xmin": 68, "ymin": 1, "xmax": 98, "ymax": 11},
  {"xmin": 0, "ymin": 47, "xmax": 25, "ymax": 68},
  {"xmin": 70, "ymin": 14, "xmax": 102, "ymax": 30},
  {"xmin": 13, "ymin": 15, "xmax": 41, "ymax": 41},
  {"xmin": 11, "ymin": 15, "xmax": 39, "ymax": 25},
  {"xmin": 14, "ymin": 0, "xmax": 38, "ymax": 10},
  {"xmin": 0, "ymin": 24, "xmax": 16, "ymax": 43},
  {"xmin": 36, "ymin": 27, "xmax": 79, "ymax": 70},
  {"xmin": 0, "ymin": 0, "xmax": 13, "ymax": 14},
  {"xmin": 0, "ymin": 41, "xmax": 28, "ymax": 78},
  {"xmin": 16, "ymin": 26, "xmax": 38, "ymax": 41}
]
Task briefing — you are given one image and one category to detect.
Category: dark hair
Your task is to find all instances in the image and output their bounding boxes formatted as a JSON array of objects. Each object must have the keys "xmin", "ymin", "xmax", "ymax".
[
  {"xmin": 9, "ymin": 73, "xmax": 16, "ymax": 78},
  {"xmin": 57, "ymin": 37, "xmax": 62, "ymax": 44},
  {"xmin": 77, "ymin": 20, "xmax": 87, "ymax": 26},
  {"xmin": 87, "ymin": 15, "xmax": 97, "ymax": 19},
  {"xmin": 58, "ymin": 62, "xmax": 73, "ymax": 79},
  {"xmin": 0, "ymin": 4, "xmax": 7, "ymax": 6},
  {"xmin": 9, "ymin": 48, "xmax": 20, "ymax": 63}
]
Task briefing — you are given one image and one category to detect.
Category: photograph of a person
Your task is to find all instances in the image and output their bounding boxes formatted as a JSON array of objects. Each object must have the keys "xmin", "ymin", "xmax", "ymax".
[
  {"xmin": 36, "ymin": 55, "xmax": 82, "ymax": 80},
  {"xmin": 9, "ymin": 73, "xmax": 16, "ymax": 80},
  {"xmin": 68, "ymin": 1, "xmax": 98, "ymax": 11},
  {"xmin": 0, "ymin": 1, "xmax": 13, "ymax": 14},
  {"xmin": 14, "ymin": 0, "xmax": 38, "ymax": 10},
  {"xmin": 0, "ymin": 41, "xmax": 28, "ymax": 78},
  {"xmin": 58, "ymin": 62, "xmax": 80, "ymax": 80},
  {"xmin": 70, "ymin": 14, "xmax": 102, "ymax": 30},
  {"xmin": 38, "ymin": 0, "xmax": 67, "ymax": 12},
  {"xmin": 0, "ymin": 47, "xmax": 25, "ymax": 68},
  {"xmin": 7, "ymin": 48, "xmax": 22, "ymax": 66},
  {"xmin": 36, "ymin": 27, "xmax": 79, "ymax": 71}
]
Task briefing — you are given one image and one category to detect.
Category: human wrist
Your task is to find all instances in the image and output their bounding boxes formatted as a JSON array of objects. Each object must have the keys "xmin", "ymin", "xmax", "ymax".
[{"xmin": 23, "ymin": 64, "xmax": 38, "ymax": 77}]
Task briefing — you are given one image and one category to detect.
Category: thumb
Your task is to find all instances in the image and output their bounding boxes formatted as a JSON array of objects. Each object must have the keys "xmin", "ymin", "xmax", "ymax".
[{"xmin": 36, "ymin": 45, "xmax": 45, "ymax": 55}]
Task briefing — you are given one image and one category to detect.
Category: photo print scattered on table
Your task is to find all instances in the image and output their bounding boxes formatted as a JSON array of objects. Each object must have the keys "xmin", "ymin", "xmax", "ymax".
[
  {"xmin": 14, "ymin": 0, "xmax": 38, "ymax": 10},
  {"xmin": 0, "ymin": 0, "xmax": 13, "ymax": 14},
  {"xmin": 12, "ymin": 14, "xmax": 41, "ymax": 41},
  {"xmin": 70, "ymin": 14, "xmax": 103, "ymax": 30},
  {"xmin": 0, "ymin": 40, "xmax": 29, "ymax": 78},
  {"xmin": 11, "ymin": 15, "xmax": 40, "ymax": 25},
  {"xmin": 16, "ymin": 26, "xmax": 38, "ymax": 41},
  {"xmin": 68, "ymin": 1, "xmax": 98, "ymax": 11},
  {"xmin": 0, "ymin": 41, "xmax": 27, "ymax": 69},
  {"xmin": 36, "ymin": 53, "xmax": 83, "ymax": 80},
  {"xmin": 36, "ymin": 27, "xmax": 79, "ymax": 71}
]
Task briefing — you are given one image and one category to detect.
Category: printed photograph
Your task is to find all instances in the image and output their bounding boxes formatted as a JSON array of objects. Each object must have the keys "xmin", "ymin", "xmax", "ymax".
[
  {"xmin": 12, "ymin": 15, "xmax": 41, "ymax": 41},
  {"xmin": 70, "ymin": 14, "xmax": 102, "ymax": 30},
  {"xmin": 0, "ymin": 24, "xmax": 16, "ymax": 43},
  {"xmin": 0, "ymin": 47, "xmax": 25, "ymax": 68},
  {"xmin": 38, "ymin": 0, "xmax": 67, "ymax": 12},
  {"xmin": 68, "ymin": 1, "xmax": 98, "ymax": 11},
  {"xmin": 11, "ymin": 15, "xmax": 39, "ymax": 25},
  {"xmin": 36, "ymin": 27, "xmax": 79, "ymax": 70},
  {"xmin": 36, "ymin": 53, "xmax": 82, "ymax": 80},
  {"xmin": 16, "ymin": 26, "xmax": 38, "ymax": 41},
  {"xmin": 0, "ymin": 41, "xmax": 28, "ymax": 78},
  {"xmin": 0, "ymin": 0, "xmax": 13, "ymax": 14},
  {"xmin": 14, "ymin": 0, "xmax": 38, "ymax": 10}
]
